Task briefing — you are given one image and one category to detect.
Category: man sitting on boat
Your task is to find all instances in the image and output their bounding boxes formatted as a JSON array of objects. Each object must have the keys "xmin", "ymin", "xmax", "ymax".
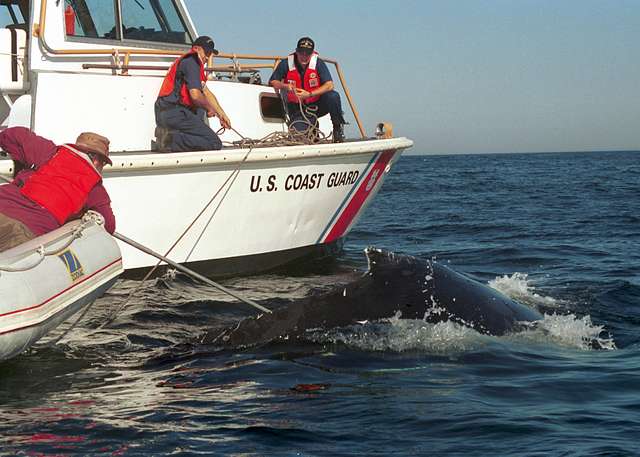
[
  {"xmin": 269, "ymin": 37, "xmax": 346, "ymax": 143},
  {"xmin": 0, "ymin": 127, "xmax": 115, "ymax": 252},
  {"xmin": 154, "ymin": 36, "xmax": 232, "ymax": 152}
]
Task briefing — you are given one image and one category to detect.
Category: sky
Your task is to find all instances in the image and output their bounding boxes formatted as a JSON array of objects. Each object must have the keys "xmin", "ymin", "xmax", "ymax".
[{"xmin": 187, "ymin": 0, "xmax": 639, "ymax": 154}]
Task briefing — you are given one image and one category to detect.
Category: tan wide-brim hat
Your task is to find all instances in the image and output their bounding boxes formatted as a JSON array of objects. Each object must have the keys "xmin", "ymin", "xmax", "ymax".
[{"xmin": 76, "ymin": 132, "xmax": 112, "ymax": 166}]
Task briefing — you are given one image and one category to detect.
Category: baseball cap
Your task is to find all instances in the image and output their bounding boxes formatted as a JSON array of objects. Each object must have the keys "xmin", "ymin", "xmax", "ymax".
[
  {"xmin": 193, "ymin": 36, "xmax": 219, "ymax": 55},
  {"xmin": 296, "ymin": 37, "xmax": 315, "ymax": 54}
]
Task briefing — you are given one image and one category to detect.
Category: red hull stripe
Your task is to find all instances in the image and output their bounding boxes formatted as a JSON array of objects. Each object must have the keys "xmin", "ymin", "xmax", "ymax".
[
  {"xmin": 0, "ymin": 258, "xmax": 122, "ymax": 320},
  {"xmin": 322, "ymin": 150, "xmax": 395, "ymax": 243},
  {"xmin": 316, "ymin": 152, "xmax": 379, "ymax": 244}
]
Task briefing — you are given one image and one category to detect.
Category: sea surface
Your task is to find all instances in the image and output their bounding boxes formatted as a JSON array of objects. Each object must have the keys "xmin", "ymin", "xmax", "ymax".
[{"xmin": 1, "ymin": 151, "xmax": 639, "ymax": 456}]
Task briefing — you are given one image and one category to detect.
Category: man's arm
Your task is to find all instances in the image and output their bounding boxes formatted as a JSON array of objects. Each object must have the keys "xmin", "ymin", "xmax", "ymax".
[
  {"xmin": 200, "ymin": 85, "xmax": 231, "ymax": 129},
  {"xmin": 298, "ymin": 59, "xmax": 334, "ymax": 100},
  {"xmin": 177, "ymin": 56, "xmax": 230, "ymax": 127},
  {"xmin": 0, "ymin": 127, "xmax": 57, "ymax": 168},
  {"xmin": 269, "ymin": 60, "xmax": 291, "ymax": 92},
  {"xmin": 85, "ymin": 184, "xmax": 116, "ymax": 234},
  {"xmin": 296, "ymin": 80, "xmax": 334, "ymax": 101}
]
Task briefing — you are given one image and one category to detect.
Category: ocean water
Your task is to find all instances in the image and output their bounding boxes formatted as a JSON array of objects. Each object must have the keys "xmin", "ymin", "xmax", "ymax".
[{"xmin": 1, "ymin": 151, "xmax": 639, "ymax": 456}]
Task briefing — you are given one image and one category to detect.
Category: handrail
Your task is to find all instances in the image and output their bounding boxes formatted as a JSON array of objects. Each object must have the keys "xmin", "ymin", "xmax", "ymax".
[
  {"xmin": 33, "ymin": 0, "xmax": 366, "ymax": 138},
  {"xmin": 82, "ymin": 63, "xmax": 277, "ymax": 72}
]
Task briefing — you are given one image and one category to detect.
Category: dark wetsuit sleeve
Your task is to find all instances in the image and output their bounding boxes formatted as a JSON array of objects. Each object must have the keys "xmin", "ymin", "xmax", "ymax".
[
  {"xmin": 316, "ymin": 59, "xmax": 333, "ymax": 84},
  {"xmin": 178, "ymin": 55, "xmax": 204, "ymax": 92},
  {"xmin": 0, "ymin": 127, "xmax": 57, "ymax": 168},
  {"xmin": 84, "ymin": 184, "xmax": 116, "ymax": 234},
  {"xmin": 269, "ymin": 60, "xmax": 289, "ymax": 83}
]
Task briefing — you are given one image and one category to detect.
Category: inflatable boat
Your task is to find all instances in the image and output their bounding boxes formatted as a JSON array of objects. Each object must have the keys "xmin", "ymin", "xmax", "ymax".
[{"xmin": 0, "ymin": 212, "xmax": 122, "ymax": 361}]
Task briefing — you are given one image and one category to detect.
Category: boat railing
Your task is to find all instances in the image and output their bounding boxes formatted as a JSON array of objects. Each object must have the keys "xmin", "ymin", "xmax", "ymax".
[{"xmin": 33, "ymin": 0, "xmax": 367, "ymax": 138}]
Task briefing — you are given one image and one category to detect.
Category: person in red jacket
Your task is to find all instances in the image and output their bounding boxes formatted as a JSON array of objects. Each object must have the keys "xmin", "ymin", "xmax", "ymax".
[
  {"xmin": 0, "ymin": 127, "xmax": 116, "ymax": 252},
  {"xmin": 269, "ymin": 37, "xmax": 346, "ymax": 142},
  {"xmin": 154, "ymin": 35, "xmax": 231, "ymax": 152}
]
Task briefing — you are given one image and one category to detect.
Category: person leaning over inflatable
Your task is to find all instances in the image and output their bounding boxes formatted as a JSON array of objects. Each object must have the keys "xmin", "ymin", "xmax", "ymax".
[{"xmin": 0, "ymin": 127, "xmax": 115, "ymax": 252}]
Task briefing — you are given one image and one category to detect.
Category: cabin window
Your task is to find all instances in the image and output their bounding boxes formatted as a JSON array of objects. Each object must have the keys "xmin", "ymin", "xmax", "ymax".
[
  {"xmin": 0, "ymin": 0, "xmax": 27, "ymax": 29},
  {"xmin": 260, "ymin": 93, "xmax": 286, "ymax": 123},
  {"xmin": 64, "ymin": 0, "xmax": 117, "ymax": 39},
  {"xmin": 120, "ymin": 0, "xmax": 190, "ymax": 45}
]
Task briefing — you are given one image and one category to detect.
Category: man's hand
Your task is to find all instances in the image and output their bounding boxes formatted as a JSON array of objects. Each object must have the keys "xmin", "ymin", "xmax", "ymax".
[
  {"xmin": 294, "ymin": 88, "xmax": 312, "ymax": 101},
  {"xmin": 219, "ymin": 115, "xmax": 231, "ymax": 130},
  {"xmin": 206, "ymin": 109, "xmax": 231, "ymax": 129}
]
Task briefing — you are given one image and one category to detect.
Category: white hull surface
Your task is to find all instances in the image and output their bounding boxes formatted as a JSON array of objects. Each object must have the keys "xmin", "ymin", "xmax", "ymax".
[
  {"xmin": 0, "ymin": 218, "xmax": 122, "ymax": 361},
  {"xmin": 102, "ymin": 138, "xmax": 410, "ymax": 273}
]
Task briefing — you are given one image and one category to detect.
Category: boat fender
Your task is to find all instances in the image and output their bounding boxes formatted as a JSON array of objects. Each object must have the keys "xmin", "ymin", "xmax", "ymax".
[{"xmin": 376, "ymin": 122, "xmax": 394, "ymax": 139}]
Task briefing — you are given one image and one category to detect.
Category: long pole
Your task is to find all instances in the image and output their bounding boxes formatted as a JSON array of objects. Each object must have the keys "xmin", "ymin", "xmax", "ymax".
[{"xmin": 113, "ymin": 232, "xmax": 272, "ymax": 314}]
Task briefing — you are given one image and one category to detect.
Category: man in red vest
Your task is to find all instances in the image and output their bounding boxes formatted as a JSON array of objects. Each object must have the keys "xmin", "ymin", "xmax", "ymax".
[
  {"xmin": 155, "ymin": 36, "xmax": 231, "ymax": 152},
  {"xmin": 0, "ymin": 127, "xmax": 115, "ymax": 252},
  {"xmin": 269, "ymin": 37, "xmax": 346, "ymax": 142}
]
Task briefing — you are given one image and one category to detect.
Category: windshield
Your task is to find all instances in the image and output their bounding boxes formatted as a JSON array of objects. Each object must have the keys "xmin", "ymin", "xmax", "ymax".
[
  {"xmin": 65, "ymin": 0, "xmax": 191, "ymax": 45},
  {"xmin": 121, "ymin": 0, "xmax": 189, "ymax": 44},
  {"xmin": 0, "ymin": 0, "xmax": 27, "ymax": 28}
]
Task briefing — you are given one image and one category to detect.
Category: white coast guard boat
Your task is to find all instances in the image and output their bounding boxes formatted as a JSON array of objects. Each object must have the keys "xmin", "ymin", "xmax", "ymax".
[
  {"xmin": 0, "ymin": 213, "xmax": 122, "ymax": 361},
  {"xmin": 0, "ymin": 0, "xmax": 413, "ymax": 276}
]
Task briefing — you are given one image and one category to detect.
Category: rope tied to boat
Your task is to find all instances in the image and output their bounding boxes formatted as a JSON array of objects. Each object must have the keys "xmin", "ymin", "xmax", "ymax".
[
  {"xmin": 0, "ymin": 211, "xmax": 104, "ymax": 273},
  {"xmin": 99, "ymin": 141, "xmax": 259, "ymax": 327},
  {"xmin": 0, "ymin": 51, "xmax": 25, "ymax": 60}
]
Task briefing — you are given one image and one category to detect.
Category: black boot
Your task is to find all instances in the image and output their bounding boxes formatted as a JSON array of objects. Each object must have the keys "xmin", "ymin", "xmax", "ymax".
[
  {"xmin": 154, "ymin": 127, "xmax": 173, "ymax": 152},
  {"xmin": 332, "ymin": 124, "xmax": 345, "ymax": 143}
]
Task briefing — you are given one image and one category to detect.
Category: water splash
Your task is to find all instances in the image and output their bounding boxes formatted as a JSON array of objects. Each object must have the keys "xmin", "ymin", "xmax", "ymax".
[
  {"xmin": 308, "ymin": 313, "xmax": 616, "ymax": 355},
  {"xmin": 488, "ymin": 274, "xmax": 616, "ymax": 350},
  {"xmin": 512, "ymin": 313, "xmax": 616, "ymax": 350},
  {"xmin": 307, "ymin": 313, "xmax": 488, "ymax": 355},
  {"xmin": 489, "ymin": 272, "xmax": 559, "ymax": 307}
]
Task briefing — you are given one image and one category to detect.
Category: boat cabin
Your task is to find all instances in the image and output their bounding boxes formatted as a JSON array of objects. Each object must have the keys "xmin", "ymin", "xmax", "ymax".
[{"xmin": 0, "ymin": 0, "xmax": 366, "ymax": 152}]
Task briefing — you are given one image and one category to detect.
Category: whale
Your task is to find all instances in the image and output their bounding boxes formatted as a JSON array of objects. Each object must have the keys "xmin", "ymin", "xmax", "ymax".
[{"xmin": 203, "ymin": 248, "xmax": 543, "ymax": 348}]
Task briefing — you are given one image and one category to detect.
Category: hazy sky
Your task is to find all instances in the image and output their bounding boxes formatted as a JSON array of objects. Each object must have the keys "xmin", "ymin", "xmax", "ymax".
[{"xmin": 187, "ymin": 0, "xmax": 639, "ymax": 154}]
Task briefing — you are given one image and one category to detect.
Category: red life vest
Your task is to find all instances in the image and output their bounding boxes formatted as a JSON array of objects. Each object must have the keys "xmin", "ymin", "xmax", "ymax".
[
  {"xmin": 157, "ymin": 50, "xmax": 206, "ymax": 108},
  {"xmin": 285, "ymin": 52, "xmax": 321, "ymax": 104},
  {"xmin": 20, "ymin": 144, "xmax": 101, "ymax": 225}
]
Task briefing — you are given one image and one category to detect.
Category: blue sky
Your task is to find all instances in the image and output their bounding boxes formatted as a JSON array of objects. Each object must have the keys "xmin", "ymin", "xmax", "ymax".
[{"xmin": 187, "ymin": 0, "xmax": 639, "ymax": 154}]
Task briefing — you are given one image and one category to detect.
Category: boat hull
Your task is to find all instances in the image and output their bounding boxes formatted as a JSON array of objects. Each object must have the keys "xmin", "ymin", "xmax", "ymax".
[{"xmin": 104, "ymin": 141, "xmax": 408, "ymax": 272}]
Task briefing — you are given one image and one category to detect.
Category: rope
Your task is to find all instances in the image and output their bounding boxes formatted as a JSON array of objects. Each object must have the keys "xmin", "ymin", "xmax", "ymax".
[
  {"xmin": 182, "ymin": 104, "xmax": 328, "ymax": 262},
  {"xmin": 0, "ymin": 51, "xmax": 25, "ymax": 59},
  {"xmin": 99, "ymin": 141, "xmax": 255, "ymax": 327},
  {"xmin": 220, "ymin": 98, "xmax": 331, "ymax": 149},
  {"xmin": 100, "ymin": 98, "xmax": 332, "ymax": 325}
]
